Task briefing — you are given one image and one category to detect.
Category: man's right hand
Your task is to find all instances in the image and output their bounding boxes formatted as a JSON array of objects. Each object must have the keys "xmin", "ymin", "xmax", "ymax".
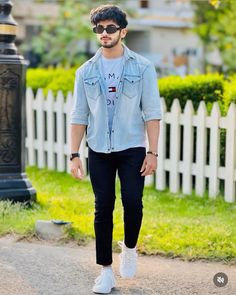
[{"xmin": 70, "ymin": 157, "xmax": 84, "ymax": 180}]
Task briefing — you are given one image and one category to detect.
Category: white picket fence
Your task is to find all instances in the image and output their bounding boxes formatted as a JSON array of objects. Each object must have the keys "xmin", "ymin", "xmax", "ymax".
[{"xmin": 25, "ymin": 88, "xmax": 236, "ymax": 203}]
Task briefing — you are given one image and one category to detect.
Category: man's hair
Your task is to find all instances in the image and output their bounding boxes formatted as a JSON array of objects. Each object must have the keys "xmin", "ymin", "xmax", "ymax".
[{"xmin": 90, "ymin": 4, "xmax": 128, "ymax": 28}]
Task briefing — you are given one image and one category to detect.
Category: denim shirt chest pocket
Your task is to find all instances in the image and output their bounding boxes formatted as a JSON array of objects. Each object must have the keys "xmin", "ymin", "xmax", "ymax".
[
  {"xmin": 84, "ymin": 77, "xmax": 101, "ymax": 100},
  {"xmin": 122, "ymin": 75, "xmax": 141, "ymax": 99}
]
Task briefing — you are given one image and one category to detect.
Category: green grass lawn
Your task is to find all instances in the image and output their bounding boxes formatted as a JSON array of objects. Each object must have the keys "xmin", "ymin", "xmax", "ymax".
[{"xmin": 0, "ymin": 166, "xmax": 236, "ymax": 263}]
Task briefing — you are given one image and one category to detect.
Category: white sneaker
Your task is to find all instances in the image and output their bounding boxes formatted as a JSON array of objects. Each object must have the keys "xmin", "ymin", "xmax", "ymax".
[
  {"xmin": 92, "ymin": 268, "xmax": 116, "ymax": 294},
  {"xmin": 118, "ymin": 241, "xmax": 138, "ymax": 279}
]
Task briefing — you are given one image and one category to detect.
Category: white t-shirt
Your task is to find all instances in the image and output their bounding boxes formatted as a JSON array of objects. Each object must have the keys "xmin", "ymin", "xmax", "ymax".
[{"xmin": 99, "ymin": 55, "xmax": 125, "ymax": 131}]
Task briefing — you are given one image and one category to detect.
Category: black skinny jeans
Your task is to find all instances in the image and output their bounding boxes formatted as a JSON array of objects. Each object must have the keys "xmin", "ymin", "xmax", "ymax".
[{"xmin": 88, "ymin": 147, "xmax": 146, "ymax": 266}]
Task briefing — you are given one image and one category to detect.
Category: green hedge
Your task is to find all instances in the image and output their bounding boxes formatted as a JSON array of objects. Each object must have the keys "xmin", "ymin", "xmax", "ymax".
[
  {"xmin": 223, "ymin": 75, "xmax": 236, "ymax": 113},
  {"xmin": 158, "ymin": 74, "xmax": 224, "ymax": 112},
  {"xmin": 26, "ymin": 67, "xmax": 77, "ymax": 97},
  {"xmin": 26, "ymin": 67, "xmax": 235, "ymax": 114}
]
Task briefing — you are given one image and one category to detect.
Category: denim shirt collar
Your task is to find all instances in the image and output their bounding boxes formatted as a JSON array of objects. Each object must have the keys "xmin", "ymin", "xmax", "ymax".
[{"xmin": 89, "ymin": 44, "xmax": 135, "ymax": 64}]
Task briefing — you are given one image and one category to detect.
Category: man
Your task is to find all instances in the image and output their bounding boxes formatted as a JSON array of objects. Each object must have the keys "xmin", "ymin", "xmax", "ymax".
[{"xmin": 70, "ymin": 4, "xmax": 162, "ymax": 294}]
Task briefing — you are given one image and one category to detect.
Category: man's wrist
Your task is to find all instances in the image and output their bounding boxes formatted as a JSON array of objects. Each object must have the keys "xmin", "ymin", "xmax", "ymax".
[
  {"xmin": 70, "ymin": 152, "xmax": 80, "ymax": 161},
  {"xmin": 147, "ymin": 151, "xmax": 158, "ymax": 157}
]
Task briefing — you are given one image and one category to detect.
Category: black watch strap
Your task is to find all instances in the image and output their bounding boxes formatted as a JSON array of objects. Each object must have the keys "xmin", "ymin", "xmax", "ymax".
[
  {"xmin": 70, "ymin": 153, "xmax": 80, "ymax": 161},
  {"xmin": 147, "ymin": 151, "xmax": 158, "ymax": 157}
]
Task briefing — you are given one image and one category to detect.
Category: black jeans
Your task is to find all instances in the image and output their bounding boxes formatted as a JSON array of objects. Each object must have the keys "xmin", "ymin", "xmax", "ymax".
[{"xmin": 88, "ymin": 147, "xmax": 146, "ymax": 266}]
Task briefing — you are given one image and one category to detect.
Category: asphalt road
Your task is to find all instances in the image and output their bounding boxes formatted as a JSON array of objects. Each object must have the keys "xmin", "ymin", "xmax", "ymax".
[{"xmin": 0, "ymin": 236, "xmax": 235, "ymax": 295}]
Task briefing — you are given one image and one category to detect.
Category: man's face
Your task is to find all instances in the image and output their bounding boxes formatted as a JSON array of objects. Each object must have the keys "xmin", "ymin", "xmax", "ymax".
[{"xmin": 94, "ymin": 20, "xmax": 127, "ymax": 49}]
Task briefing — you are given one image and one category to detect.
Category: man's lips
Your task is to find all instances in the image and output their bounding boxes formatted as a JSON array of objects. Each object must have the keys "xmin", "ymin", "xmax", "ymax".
[{"xmin": 101, "ymin": 38, "xmax": 111, "ymax": 41}]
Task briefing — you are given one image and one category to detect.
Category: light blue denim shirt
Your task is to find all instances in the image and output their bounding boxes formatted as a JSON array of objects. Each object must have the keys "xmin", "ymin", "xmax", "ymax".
[{"xmin": 71, "ymin": 44, "xmax": 162, "ymax": 153}]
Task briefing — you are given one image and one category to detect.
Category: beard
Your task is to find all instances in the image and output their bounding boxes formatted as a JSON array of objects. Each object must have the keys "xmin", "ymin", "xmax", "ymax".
[{"xmin": 100, "ymin": 32, "xmax": 121, "ymax": 48}]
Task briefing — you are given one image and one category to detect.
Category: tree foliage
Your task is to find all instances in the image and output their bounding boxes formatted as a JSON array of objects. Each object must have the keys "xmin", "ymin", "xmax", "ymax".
[
  {"xmin": 191, "ymin": 0, "xmax": 236, "ymax": 72},
  {"xmin": 27, "ymin": 0, "xmax": 94, "ymax": 67}
]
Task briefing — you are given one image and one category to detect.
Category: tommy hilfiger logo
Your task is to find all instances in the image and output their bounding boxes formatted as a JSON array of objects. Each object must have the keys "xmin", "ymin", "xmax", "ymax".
[{"xmin": 108, "ymin": 86, "xmax": 116, "ymax": 93}]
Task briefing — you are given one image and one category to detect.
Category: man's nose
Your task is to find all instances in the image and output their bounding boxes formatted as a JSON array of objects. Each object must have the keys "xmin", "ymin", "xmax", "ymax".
[{"xmin": 101, "ymin": 29, "xmax": 108, "ymax": 36}]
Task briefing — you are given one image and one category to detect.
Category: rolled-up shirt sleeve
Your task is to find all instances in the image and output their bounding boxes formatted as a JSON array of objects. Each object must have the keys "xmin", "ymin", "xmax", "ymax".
[
  {"xmin": 141, "ymin": 63, "xmax": 162, "ymax": 122},
  {"xmin": 70, "ymin": 69, "xmax": 89, "ymax": 125}
]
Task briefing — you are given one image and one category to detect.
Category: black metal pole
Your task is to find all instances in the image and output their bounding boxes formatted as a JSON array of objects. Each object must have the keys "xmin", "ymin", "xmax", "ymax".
[{"xmin": 0, "ymin": 0, "xmax": 36, "ymax": 202}]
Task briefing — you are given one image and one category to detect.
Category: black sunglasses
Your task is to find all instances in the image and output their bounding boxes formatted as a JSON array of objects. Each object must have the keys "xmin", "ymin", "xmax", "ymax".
[{"xmin": 93, "ymin": 25, "xmax": 121, "ymax": 34}]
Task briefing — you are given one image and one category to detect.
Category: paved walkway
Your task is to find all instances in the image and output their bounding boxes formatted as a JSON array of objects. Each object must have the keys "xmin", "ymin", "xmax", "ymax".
[{"xmin": 0, "ymin": 235, "xmax": 235, "ymax": 295}]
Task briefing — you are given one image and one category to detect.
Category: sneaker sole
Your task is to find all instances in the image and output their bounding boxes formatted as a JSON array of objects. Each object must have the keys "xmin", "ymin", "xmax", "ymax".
[{"xmin": 92, "ymin": 286, "xmax": 115, "ymax": 294}]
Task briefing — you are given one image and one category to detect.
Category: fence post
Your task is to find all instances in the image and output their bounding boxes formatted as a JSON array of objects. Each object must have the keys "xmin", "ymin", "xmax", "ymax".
[
  {"xmin": 46, "ymin": 90, "xmax": 55, "ymax": 170},
  {"xmin": 145, "ymin": 124, "xmax": 154, "ymax": 185},
  {"xmin": 56, "ymin": 91, "xmax": 65, "ymax": 172},
  {"xmin": 35, "ymin": 88, "xmax": 45, "ymax": 168},
  {"xmin": 65, "ymin": 92, "xmax": 73, "ymax": 173},
  {"xmin": 169, "ymin": 99, "xmax": 181, "ymax": 193},
  {"xmin": 209, "ymin": 102, "xmax": 220, "ymax": 198},
  {"xmin": 195, "ymin": 101, "xmax": 207, "ymax": 196},
  {"xmin": 80, "ymin": 135, "xmax": 88, "ymax": 176},
  {"xmin": 182, "ymin": 100, "xmax": 194, "ymax": 195},
  {"xmin": 156, "ymin": 97, "xmax": 166, "ymax": 190},
  {"xmin": 225, "ymin": 103, "xmax": 236, "ymax": 202},
  {"xmin": 26, "ymin": 88, "xmax": 35, "ymax": 166}
]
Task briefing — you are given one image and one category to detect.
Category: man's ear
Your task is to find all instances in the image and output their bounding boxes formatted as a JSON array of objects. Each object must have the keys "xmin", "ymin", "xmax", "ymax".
[{"xmin": 121, "ymin": 28, "xmax": 128, "ymax": 39}]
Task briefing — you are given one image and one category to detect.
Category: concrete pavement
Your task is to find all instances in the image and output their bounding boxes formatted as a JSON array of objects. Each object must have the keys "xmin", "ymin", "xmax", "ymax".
[{"xmin": 0, "ymin": 235, "xmax": 235, "ymax": 295}]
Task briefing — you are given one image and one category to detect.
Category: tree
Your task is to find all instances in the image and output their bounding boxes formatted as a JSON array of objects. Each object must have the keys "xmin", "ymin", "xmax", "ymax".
[
  {"xmin": 191, "ymin": 0, "xmax": 236, "ymax": 73},
  {"xmin": 25, "ymin": 0, "xmax": 94, "ymax": 67}
]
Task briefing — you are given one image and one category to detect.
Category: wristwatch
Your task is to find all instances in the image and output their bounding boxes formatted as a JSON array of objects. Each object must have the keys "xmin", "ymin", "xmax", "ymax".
[
  {"xmin": 70, "ymin": 152, "xmax": 80, "ymax": 161},
  {"xmin": 147, "ymin": 151, "xmax": 158, "ymax": 157}
]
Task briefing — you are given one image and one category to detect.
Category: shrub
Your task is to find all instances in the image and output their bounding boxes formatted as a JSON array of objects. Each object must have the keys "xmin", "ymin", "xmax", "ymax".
[
  {"xmin": 158, "ymin": 73, "xmax": 224, "ymax": 112},
  {"xmin": 223, "ymin": 75, "xmax": 236, "ymax": 113},
  {"xmin": 26, "ymin": 68, "xmax": 55, "ymax": 93},
  {"xmin": 26, "ymin": 67, "xmax": 77, "ymax": 96},
  {"xmin": 44, "ymin": 67, "xmax": 76, "ymax": 96}
]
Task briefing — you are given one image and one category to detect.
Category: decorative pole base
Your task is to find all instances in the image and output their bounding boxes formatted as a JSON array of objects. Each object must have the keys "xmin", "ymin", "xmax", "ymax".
[{"xmin": 0, "ymin": 173, "xmax": 36, "ymax": 203}]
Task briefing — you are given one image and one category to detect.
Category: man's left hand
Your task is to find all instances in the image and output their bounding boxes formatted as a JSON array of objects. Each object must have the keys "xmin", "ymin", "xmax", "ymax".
[{"xmin": 140, "ymin": 154, "xmax": 157, "ymax": 176}]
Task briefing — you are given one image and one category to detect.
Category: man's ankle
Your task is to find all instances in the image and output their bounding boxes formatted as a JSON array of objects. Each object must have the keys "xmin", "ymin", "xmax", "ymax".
[
  {"xmin": 102, "ymin": 265, "xmax": 112, "ymax": 271},
  {"xmin": 123, "ymin": 243, "xmax": 136, "ymax": 251}
]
